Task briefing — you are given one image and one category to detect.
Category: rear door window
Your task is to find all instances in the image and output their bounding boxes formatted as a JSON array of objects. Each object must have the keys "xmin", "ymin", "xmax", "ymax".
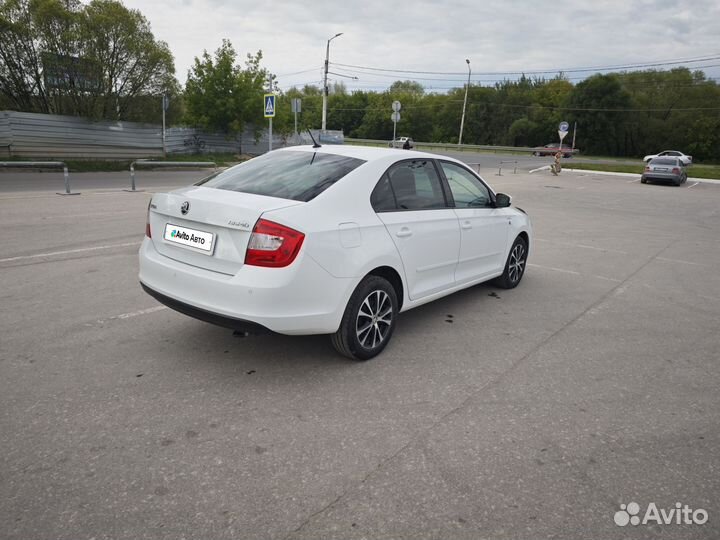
[{"xmin": 196, "ymin": 151, "xmax": 366, "ymax": 202}]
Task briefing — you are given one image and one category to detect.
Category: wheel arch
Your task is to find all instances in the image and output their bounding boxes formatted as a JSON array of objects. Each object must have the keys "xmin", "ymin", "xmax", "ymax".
[{"xmin": 365, "ymin": 265, "xmax": 405, "ymax": 311}]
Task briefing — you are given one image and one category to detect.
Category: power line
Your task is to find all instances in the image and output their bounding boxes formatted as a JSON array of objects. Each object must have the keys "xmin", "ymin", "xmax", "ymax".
[{"xmin": 330, "ymin": 54, "xmax": 720, "ymax": 76}]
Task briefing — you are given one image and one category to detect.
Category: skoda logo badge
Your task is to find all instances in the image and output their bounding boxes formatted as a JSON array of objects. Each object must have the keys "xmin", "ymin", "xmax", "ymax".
[{"xmin": 181, "ymin": 201, "xmax": 190, "ymax": 215}]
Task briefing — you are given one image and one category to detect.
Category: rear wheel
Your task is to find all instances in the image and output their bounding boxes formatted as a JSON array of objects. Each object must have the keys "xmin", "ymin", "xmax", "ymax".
[
  {"xmin": 331, "ymin": 276, "xmax": 398, "ymax": 361},
  {"xmin": 641, "ymin": 177, "xmax": 647, "ymax": 184},
  {"xmin": 494, "ymin": 236, "xmax": 528, "ymax": 289}
]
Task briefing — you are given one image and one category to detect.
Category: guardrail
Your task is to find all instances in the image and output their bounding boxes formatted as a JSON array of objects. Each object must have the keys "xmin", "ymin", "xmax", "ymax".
[
  {"xmin": 0, "ymin": 160, "xmax": 77, "ymax": 195},
  {"xmin": 345, "ymin": 138, "xmax": 579, "ymax": 156},
  {"xmin": 128, "ymin": 160, "xmax": 217, "ymax": 192},
  {"xmin": 496, "ymin": 160, "xmax": 518, "ymax": 176}
]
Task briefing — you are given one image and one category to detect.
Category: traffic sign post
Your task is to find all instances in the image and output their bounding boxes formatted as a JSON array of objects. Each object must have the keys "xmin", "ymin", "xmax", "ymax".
[
  {"xmin": 391, "ymin": 101, "xmax": 401, "ymax": 144},
  {"xmin": 291, "ymin": 98, "xmax": 301, "ymax": 135},
  {"xmin": 264, "ymin": 93, "xmax": 276, "ymax": 151},
  {"xmin": 558, "ymin": 120, "xmax": 569, "ymax": 156}
]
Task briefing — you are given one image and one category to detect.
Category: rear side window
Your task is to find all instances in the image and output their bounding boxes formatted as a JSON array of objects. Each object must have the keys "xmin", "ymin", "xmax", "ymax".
[
  {"xmin": 196, "ymin": 151, "xmax": 366, "ymax": 202},
  {"xmin": 370, "ymin": 175, "xmax": 398, "ymax": 211},
  {"xmin": 386, "ymin": 160, "xmax": 447, "ymax": 210}
]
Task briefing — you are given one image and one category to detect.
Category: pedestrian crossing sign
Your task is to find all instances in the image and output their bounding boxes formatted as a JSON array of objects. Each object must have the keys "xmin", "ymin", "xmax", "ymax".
[{"xmin": 264, "ymin": 94, "xmax": 276, "ymax": 118}]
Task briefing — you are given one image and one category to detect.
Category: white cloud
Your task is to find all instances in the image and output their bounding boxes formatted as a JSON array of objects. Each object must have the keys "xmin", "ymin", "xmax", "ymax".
[{"xmin": 124, "ymin": 0, "xmax": 720, "ymax": 90}]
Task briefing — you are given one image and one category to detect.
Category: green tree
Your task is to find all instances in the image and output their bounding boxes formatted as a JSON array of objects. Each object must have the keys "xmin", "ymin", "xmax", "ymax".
[
  {"xmin": 567, "ymin": 74, "xmax": 632, "ymax": 155},
  {"xmin": 184, "ymin": 40, "xmax": 270, "ymax": 136},
  {"xmin": 0, "ymin": 0, "xmax": 176, "ymax": 119}
]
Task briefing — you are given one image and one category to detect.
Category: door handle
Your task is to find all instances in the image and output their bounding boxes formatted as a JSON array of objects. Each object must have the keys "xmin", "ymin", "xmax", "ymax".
[
  {"xmin": 461, "ymin": 221, "xmax": 472, "ymax": 230},
  {"xmin": 396, "ymin": 228, "xmax": 413, "ymax": 238}
]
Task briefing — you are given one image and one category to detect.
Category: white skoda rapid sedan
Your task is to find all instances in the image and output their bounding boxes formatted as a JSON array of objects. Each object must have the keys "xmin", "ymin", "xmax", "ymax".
[{"xmin": 139, "ymin": 145, "xmax": 532, "ymax": 360}]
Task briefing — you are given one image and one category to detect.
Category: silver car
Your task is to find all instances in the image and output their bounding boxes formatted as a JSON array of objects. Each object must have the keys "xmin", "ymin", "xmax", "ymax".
[{"xmin": 641, "ymin": 158, "xmax": 687, "ymax": 186}]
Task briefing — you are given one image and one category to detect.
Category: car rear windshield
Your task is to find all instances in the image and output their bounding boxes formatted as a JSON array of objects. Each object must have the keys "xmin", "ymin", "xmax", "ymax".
[
  {"xmin": 196, "ymin": 151, "xmax": 366, "ymax": 202},
  {"xmin": 650, "ymin": 158, "xmax": 678, "ymax": 165}
]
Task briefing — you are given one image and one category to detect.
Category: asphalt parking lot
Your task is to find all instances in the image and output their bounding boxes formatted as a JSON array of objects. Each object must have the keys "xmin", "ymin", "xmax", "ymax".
[{"xmin": 1, "ymin": 165, "xmax": 719, "ymax": 539}]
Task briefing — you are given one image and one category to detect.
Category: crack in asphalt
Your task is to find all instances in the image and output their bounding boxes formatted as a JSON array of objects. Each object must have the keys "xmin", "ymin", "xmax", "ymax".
[{"xmin": 284, "ymin": 237, "xmax": 680, "ymax": 539}]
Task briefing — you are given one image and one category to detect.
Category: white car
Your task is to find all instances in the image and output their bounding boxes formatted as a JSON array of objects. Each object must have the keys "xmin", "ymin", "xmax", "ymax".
[
  {"xmin": 643, "ymin": 150, "xmax": 692, "ymax": 165},
  {"xmin": 139, "ymin": 145, "xmax": 532, "ymax": 360},
  {"xmin": 389, "ymin": 137, "xmax": 414, "ymax": 149}
]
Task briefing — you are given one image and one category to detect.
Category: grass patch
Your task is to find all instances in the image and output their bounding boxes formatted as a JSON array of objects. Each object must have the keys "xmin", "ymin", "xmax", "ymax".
[
  {"xmin": 565, "ymin": 162, "xmax": 720, "ymax": 180},
  {"xmin": 1, "ymin": 153, "xmax": 242, "ymax": 172}
]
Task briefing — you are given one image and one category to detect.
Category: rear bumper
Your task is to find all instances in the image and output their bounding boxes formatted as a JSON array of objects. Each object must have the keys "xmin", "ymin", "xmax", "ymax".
[
  {"xmin": 642, "ymin": 173, "xmax": 683, "ymax": 182},
  {"xmin": 141, "ymin": 283, "xmax": 270, "ymax": 334},
  {"xmin": 138, "ymin": 238, "xmax": 355, "ymax": 335}
]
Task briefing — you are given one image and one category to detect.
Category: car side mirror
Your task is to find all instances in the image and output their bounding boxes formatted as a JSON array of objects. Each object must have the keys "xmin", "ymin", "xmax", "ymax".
[{"xmin": 495, "ymin": 193, "xmax": 512, "ymax": 208}]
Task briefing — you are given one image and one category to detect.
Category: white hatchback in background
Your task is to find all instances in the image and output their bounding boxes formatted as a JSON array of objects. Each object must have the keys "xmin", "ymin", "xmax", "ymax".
[{"xmin": 139, "ymin": 145, "xmax": 532, "ymax": 360}]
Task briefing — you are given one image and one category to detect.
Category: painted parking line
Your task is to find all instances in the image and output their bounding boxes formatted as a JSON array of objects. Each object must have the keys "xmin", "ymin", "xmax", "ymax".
[
  {"xmin": 687, "ymin": 182, "xmax": 699, "ymax": 189},
  {"xmin": 93, "ymin": 305, "xmax": 169, "ymax": 325},
  {"xmin": 656, "ymin": 257, "xmax": 706, "ymax": 267},
  {"xmin": 528, "ymin": 263, "xmax": 580, "ymax": 275},
  {"xmin": 0, "ymin": 241, "xmax": 141, "ymax": 263},
  {"xmin": 528, "ymin": 263, "xmax": 622, "ymax": 283},
  {"xmin": 535, "ymin": 238, "xmax": 628, "ymax": 255}
]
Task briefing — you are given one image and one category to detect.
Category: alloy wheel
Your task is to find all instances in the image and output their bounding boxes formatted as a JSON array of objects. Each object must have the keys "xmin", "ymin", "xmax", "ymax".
[
  {"xmin": 356, "ymin": 290, "xmax": 393, "ymax": 349},
  {"xmin": 508, "ymin": 243, "xmax": 526, "ymax": 284}
]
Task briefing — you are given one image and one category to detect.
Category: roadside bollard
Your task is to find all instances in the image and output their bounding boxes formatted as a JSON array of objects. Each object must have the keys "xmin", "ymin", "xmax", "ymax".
[
  {"xmin": 497, "ymin": 160, "xmax": 518, "ymax": 176},
  {"xmin": 127, "ymin": 160, "xmax": 218, "ymax": 192},
  {"xmin": 0, "ymin": 161, "xmax": 79, "ymax": 195}
]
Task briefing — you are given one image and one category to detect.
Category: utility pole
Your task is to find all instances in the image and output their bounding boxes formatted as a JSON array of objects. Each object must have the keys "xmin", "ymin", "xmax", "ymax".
[
  {"xmin": 572, "ymin": 121, "xmax": 577, "ymax": 151},
  {"xmin": 268, "ymin": 75, "xmax": 273, "ymax": 151},
  {"xmin": 458, "ymin": 59, "xmax": 471, "ymax": 146},
  {"xmin": 161, "ymin": 95, "xmax": 167, "ymax": 157},
  {"xmin": 322, "ymin": 32, "xmax": 343, "ymax": 131}
]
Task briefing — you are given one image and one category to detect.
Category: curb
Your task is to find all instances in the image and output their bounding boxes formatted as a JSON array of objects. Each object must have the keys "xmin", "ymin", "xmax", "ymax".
[{"xmin": 564, "ymin": 168, "xmax": 720, "ymax": 185}]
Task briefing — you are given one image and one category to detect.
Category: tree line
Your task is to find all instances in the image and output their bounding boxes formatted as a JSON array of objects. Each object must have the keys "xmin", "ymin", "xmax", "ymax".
[{"xmin": 2, "ymin": 0, "xmax": 719, "ymax": 161}]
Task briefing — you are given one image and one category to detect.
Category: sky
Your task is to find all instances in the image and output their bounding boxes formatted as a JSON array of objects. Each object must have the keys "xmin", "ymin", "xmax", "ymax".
[{"xmin": 123, "ymin": 0, "xmax": 720, "ymax": 92}]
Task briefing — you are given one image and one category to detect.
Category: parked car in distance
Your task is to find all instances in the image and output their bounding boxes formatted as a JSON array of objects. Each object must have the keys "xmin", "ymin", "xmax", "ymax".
[
  {"xmin": 532, "ymin": 143, "xmax": 575, "ymax": 158},
  {"xmin": 642, "ymin": 150, "xmax": 692, "ymax": 165},
  {"xmin": 139, "ymin": 145, "xmax": 532, "ymax": 361},
  {"xmin": 389, "ymin": 137, "xmax": 414, "ymax": 149},
  {"xmin": 641, "ymin": 157, "xmax": 687, "ymax": 186}
]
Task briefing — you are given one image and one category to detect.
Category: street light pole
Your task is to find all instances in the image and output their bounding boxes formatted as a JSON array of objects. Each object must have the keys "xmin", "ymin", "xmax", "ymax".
[
  {"xmin": 322, "ymin": 32, "xmax": 343, "ymax": 131},
  {"xmin": 458, "ymin": 59, "xmax": 471, "ymax": 146}
]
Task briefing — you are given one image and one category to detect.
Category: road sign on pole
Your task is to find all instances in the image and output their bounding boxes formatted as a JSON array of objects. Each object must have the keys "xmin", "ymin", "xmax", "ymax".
[
  {"xmin": 390, "ymin": 101, "xmax": 401, "ymax": 143},
  {"xmin": 558, "ymin": 120, "xmax": 569, "ymax": 145},
  {"xmin": 391, "ymin": 110, "xmax": 400, "ymax": 143},
  {"xmin": 264, "ymin": 94, "xmax": 276, "ymax": 118}
]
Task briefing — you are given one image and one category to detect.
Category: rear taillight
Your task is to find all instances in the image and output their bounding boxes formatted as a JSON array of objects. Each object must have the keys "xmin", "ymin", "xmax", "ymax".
[
  {"xmin": 145, "ymin": 201, "xmax": 152, "ymax": 238},
  {"xmin": 672, "ymin": 168, "xmax": 680, "ymax": 174},
  {"xmin": 644, "ymin": 166, "xmax": 650, "ymax": 172},
  {"xmin": 245, "ymin": 219, "xmax": 305, "ymax": 268}
]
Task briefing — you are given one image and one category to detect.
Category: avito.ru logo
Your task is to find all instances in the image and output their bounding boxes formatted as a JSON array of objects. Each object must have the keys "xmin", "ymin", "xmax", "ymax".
[{"xmin": 614, "ymin": 501, "xmax": 708, "ymax": 527}]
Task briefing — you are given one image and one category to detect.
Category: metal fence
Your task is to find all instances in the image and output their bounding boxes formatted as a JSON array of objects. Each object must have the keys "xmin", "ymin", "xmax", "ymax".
[{"xmin": 0, "ymin": 111, "xmax": 293, "ymax": 159}]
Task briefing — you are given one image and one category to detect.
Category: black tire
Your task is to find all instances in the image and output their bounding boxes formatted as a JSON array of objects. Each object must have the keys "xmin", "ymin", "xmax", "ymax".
[
  {"xmin": 493, "ymin": 236, "xmax": 528, "ymax": 289},
  {"xmin": 331, "ymin": 276, "xmax": 398, "ymax": 361},
  {"xmin": 641, "ymin": 177, "xmax": 647, "ymax": 184},
  {"xmin": 675, "ymin": 178, "xmax": 682, "ymax": 186}
]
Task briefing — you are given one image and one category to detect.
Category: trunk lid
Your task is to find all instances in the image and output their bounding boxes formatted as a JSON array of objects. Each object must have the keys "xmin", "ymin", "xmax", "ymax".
[{"xmin": 149, "ymin": 186, "xmax": 304, "ymax": 275}]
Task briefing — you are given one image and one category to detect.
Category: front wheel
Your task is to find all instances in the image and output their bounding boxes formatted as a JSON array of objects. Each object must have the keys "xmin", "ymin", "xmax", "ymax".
[
  {"xmin": 331, "ymin": 276, "xmax": 398, "ymax": 360},
  {"xmin": 493, "ymin": 236, "xmax": 528, "ymax": 289}
]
